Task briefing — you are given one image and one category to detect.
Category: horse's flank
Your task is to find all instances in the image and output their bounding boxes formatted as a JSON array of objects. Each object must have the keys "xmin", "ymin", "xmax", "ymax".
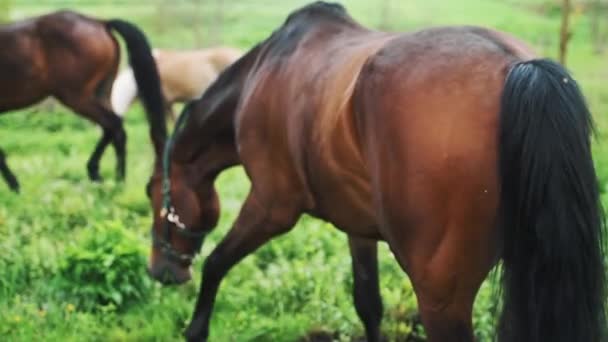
[{"xmin": 111, "ymin": 46, "xmax": 242, "ymax": 116}]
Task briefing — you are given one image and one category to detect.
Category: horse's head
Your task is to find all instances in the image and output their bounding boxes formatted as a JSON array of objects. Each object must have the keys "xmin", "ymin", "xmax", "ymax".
[
  {"xmin": 146, "ymin": 161, "xmax": 220, "ymax": 285},
  {"xmin": 145, "ymin": 37, "xmax": 253, "ymax": 285}
]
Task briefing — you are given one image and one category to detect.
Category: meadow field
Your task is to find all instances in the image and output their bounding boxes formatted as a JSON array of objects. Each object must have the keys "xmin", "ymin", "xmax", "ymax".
[{"xmin": 1, "ymin": 0, "xmax": 607, "ymax": 341}]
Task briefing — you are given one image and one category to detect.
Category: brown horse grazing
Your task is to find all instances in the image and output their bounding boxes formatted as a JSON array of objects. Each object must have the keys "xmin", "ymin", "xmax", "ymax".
[
  {"xmin": 146, "ymin": 2, "xmax": 606, "ymax": 342},
  {"xmin": 0, "ymin": 11, "xmax": 166, "ymax": 192}
]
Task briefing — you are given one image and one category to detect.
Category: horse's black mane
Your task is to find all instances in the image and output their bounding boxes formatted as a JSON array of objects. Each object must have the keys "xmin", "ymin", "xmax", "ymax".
[
  {"xmin": 189, "ymin": 1, "xmax": 353, "ymax": 115},
  {"xmin": 262, "ymin": 1, "xmax": 354, "ymax": 58},
  {"xmin": 283, "ymin": 1, "xmax": 349, "ymax": 25},
  {"xmin": 184, "ymin": 2, "xmax": 354, "ymax": 136}
]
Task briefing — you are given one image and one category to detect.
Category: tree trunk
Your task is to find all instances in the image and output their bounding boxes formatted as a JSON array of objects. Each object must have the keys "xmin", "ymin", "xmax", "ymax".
[{"xmin": 559, "ymin": 0, "xmax": 571, "ymax": 65}]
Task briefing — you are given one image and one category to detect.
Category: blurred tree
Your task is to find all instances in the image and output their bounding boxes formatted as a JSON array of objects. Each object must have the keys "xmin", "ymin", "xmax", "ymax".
[
  {"xmin": 0, "ymin": 0, "xmax": 11, "ymax": 23},
  {"xmin": 559, "ymin": 0, "xmax": 571, "ymax": 65}
]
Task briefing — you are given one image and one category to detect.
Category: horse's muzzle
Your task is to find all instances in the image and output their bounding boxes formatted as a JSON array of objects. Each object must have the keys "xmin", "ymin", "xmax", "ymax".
[{"xmin": 147, "ymin": 252, "xmax": 192, "ymax": 285}]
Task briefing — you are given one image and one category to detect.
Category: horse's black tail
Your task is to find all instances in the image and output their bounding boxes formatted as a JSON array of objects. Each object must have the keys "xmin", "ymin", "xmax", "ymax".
[
  {"xmin": 106, "ymin": 19, "xmax": 167, "ymax": 155},
  {"xmin": 498, "ymin": 59, "xmax": 606, "ymax": 342}
]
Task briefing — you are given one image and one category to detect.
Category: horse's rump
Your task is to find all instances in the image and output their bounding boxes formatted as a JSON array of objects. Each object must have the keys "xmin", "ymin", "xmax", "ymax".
[{"xmin": 0, "ymin": 11, "xmax": 118, "ymax": 111}]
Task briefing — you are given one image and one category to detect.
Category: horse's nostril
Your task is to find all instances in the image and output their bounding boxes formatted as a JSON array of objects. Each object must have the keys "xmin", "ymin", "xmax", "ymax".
[
  {"xmin": 161, "ymin": 268, "xmax": 177, "ymax": 285},
  {"xmin": 148, "ymin": 259, "xmax": 192, "ymax": 285},
  {"xmin": 148, "ymin": 264, "xmax": 175, "ymax": 284}
]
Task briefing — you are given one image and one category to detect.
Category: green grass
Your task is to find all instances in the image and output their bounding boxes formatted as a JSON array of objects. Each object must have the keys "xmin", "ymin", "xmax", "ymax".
[{"xmin": 1, "ymin": 1, "xmax": 607, "ymax": 341}]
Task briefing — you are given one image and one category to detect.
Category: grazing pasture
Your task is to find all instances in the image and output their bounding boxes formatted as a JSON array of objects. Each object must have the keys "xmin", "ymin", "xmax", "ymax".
[{"xmin": 1, "ymin": 1, "xmax": 607, "ymax": 341}]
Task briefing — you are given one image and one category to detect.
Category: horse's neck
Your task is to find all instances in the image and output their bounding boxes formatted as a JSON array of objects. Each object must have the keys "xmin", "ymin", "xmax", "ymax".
[
  {"xmin": 189, "ymin": 137, "xmax": 240, "ymax": 184},
  {"xmin": 173, "ymin": 45, "xmax": 260, "ymax": 164},
  {"xmin": 170, "ymin": 75, "xmax": 241, "ymax": 172}
]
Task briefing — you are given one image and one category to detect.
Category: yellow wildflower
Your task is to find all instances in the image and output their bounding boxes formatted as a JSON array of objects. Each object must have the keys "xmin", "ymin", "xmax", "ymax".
[{"xmin": 65, "ymin": 303, "xmax": 75, "ymax": 313}]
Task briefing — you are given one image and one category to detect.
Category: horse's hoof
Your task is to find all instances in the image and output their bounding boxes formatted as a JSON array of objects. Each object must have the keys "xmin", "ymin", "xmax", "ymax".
[
  {"xmin": 88, "ymin": 172, "xmax": 103, "ymax": 182},
  {"xmin": 184, "ymin": 327, "xmax": 207, "ymax": 342}
]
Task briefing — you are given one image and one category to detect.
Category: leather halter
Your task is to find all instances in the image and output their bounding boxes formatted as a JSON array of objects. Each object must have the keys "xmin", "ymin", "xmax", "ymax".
[{"xmin": 151, "ymin": 105, "xmax": 206, "ymax": 263}]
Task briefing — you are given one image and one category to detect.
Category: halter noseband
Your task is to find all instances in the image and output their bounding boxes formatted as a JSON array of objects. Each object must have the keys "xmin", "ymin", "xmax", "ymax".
[{"xmin": 151, "ymin": 105, "xmax": 206, "ymax": 263}]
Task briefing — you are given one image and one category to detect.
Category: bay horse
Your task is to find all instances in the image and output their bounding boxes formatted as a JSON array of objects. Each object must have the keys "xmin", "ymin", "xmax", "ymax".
[
  {"xmin": 145, "ymin": 2, "xmax": 606, "ymax": 341},
  {"xmin": 0, "ymin": 10, "xmax": 167, "ymax": 192},
  {"xmin": 111, "ymin": 47, "xmax": 242, "ymax": 120}
]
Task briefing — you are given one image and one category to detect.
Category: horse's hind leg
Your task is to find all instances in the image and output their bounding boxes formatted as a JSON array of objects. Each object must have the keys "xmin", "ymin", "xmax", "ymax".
[
  {"xmin": 58, "ymin": 96, "xmax": 126, "ymax": 181},
  {"xmin": 0, "ymin": 148, "xmax": 19, "ymax": 192},
  {"xmin": 84, "ymin": 106, "xmax": 125, "ymax": 181},
  {"xmin": 385, "ymin": 218, "xmax": 496, "ymax": 342},
  {"xmin": 348, "ymin": 236, "xmax": 383, "ymax": 342}
]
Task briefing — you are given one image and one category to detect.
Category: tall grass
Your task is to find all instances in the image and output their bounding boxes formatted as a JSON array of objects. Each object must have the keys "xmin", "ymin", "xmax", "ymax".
[{"xmin": 1, "ymin": 1, "xmax": 606, "ymax": 341}]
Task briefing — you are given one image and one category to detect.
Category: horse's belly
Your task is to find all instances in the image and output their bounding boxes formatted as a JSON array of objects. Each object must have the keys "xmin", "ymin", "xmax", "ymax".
[
  {"xmin": 0, "ymin": 37, "xmax": 49, "ymax": 110},
  {"xmin": 0, "ymin": 66, "xmax": 47, "ymax": 111},
  {"xmin": 307, "ymin": 156, "xmax": 379, "ymax": 238}
]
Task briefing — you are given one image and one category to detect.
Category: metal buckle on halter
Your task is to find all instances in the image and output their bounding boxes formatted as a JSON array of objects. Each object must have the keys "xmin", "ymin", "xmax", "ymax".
[{"xmin": 166, "ymin": 206, "xmax": 187, "ymax": 230}]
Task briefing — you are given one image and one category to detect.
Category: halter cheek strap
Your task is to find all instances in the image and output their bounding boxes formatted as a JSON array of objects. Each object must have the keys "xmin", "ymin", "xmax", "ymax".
[{"xmin": 151, "ymin": 105, "xmax": 206, "ymax": 263}]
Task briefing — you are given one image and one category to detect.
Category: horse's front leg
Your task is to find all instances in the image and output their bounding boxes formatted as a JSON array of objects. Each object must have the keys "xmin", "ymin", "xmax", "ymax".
[
  {"xmin": 348, "ymin": 236, "xmax": 383, "ymax": 342},
  {"xmin": 184, "ymin": 191, "xmax": 300, "ymax": 342}
]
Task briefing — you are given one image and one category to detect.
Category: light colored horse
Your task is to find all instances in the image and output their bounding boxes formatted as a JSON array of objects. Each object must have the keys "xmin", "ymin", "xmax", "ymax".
[{"xmin": 111, "ymin": 46, "xmax": 242, "ymax": 118}]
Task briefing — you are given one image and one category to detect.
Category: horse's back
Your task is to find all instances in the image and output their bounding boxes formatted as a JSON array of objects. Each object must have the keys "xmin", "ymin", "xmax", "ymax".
[
  {"xmin": 206, "ymin": 47, "xmax": 243, "ymax": 71},
  {"xmin": 0, "ymin": 11, "xmax": 117, "ymax": 110},
  {"xmin": 0, "ymin": 15, "xmax": 49, "ymax": 109},
  {"xmin": 155, "ymin": 47, "xmax": 241, "ymax": 102},
  {"xmin": 37, "ymin": 11, "xmax": 117, "ymax": 92}
]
